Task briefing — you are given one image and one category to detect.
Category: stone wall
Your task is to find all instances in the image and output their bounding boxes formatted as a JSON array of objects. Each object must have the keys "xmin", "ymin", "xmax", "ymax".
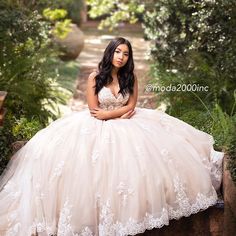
[{"xmin": 223, "ymin": 156, "xmax": 236, "ymax": 235}]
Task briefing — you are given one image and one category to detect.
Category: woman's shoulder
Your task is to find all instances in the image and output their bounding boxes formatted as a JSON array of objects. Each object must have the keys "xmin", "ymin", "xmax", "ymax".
[
  {"xmin": 88, "ymin": 70, "xmax": 99, "ymax": 81},
  {"xmin": 87, "ymin": 70, "xmax": 99, "ymax": 88}
]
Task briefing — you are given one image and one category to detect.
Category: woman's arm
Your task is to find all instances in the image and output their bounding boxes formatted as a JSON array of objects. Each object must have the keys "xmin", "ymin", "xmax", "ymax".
[
  {"xmin": 90, "ymin": 75, "xmax": 138, "ymax": 120},
  {"xmin": 86, "ymin": 71, "xmax": 111, "ymax": 119},
  {"xmin": 86, "ymin": 71, "xmax": 99, "ymax": 109}
]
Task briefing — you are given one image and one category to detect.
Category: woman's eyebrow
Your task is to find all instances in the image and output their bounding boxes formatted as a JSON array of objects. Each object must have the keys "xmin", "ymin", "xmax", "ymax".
[{"xmin": 116, "ymin": 48, "xmax": 129, "ymax": 53}]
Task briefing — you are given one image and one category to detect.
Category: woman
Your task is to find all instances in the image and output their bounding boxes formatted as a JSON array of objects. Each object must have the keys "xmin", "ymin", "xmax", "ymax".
[{"xmin": 0, "ymin": 37, "xmax": 223, "ymax": 236}]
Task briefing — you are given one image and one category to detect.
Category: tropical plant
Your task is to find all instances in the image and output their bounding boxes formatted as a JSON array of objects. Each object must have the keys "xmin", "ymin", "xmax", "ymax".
[
  {"xmin": 0, "ymin": 1, "xmax": 73, "ymax": 173},
  {"xmin": 144, "ymin": 0, "xmax": 236, "ymax": 116},
  {"xmin": 87, "ymin": 0, "xmax": 145, "ymax": 30}
]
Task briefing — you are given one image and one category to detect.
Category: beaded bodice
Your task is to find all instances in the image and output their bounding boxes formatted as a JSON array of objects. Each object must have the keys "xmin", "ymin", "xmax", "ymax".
[{"xmin": 98, "ymin": 87, "xmax": 130, "ymax": 110}]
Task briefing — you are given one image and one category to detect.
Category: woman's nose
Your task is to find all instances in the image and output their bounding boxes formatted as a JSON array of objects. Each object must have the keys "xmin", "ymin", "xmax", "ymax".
[{"xmin": 118, "ymin": 53, "xmax": 124, "ymax": 59}]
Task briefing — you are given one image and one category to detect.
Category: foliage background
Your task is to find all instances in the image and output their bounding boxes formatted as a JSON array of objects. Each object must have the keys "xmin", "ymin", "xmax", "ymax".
[{"xmin": 0, "ymin": 0, "xmax": 84, "ymax": 174}]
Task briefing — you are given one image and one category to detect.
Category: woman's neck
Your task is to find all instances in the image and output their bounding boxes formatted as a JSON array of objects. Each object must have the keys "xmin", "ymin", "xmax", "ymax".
[
  {"xmin": 111, "ymin": 67, "xmax": 119, "ymax": 82},
  {"xmin": 111, "ymin": 67, "xmax": 119, "ymax": 77}
]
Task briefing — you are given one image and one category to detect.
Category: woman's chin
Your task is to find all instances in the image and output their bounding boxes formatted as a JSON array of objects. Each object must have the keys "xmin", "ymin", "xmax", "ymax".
[{"xmin": 113, "ymin": 64, "xmax": 124, "ymax": 69}]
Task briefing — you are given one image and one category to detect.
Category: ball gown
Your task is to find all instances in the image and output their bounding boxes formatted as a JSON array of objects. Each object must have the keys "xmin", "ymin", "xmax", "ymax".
[{"xmin": 0, "ymin": 85, "xmax": 224, "ymax": 236}]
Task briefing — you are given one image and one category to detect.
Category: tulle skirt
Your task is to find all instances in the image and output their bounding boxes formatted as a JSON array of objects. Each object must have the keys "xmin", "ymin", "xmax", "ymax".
[{"xmin": 0, "ymin": 108, "xmax": 223, "ymax": 236}]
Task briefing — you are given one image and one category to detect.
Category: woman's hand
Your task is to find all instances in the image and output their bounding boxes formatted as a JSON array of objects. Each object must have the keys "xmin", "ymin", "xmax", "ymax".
[
  {"xmin": 120, "ymin": 109, "xmax": 136, "ymax": 119},
  {"xmin": 90, "ymin": 108, "xmax": 109, "ymax": 120},
  {"xmin": 90, "ymin": 108, "xmax": 135, "ymax": 120}
]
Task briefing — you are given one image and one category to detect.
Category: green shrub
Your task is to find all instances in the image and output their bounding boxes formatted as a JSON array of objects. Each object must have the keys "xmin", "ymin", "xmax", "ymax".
[
  {"xmin": 0, "ymin": 113, "xmax": 43, "ymax": 175},
  {"xmin": 227, "ymin": 132, "xmax": 236, "ymax": 183},
  {"xmin": 144, "ymin": 0, "xmax": 236, "ymax": 116},
  {"xmin": 178, "ymin": 104, "xmax": 236, "ymax": 183},
  {"xmin": 211, "ymin": 105, "xmax": 235, "ymax": 149},
  {"xmin": 0, "ymin": 2, "xmax": 68, "ymax": 173},
  {"xmin": 210, "ymin": 105, "xmax": 236, "ymax": 182},
  {"xmin": 144, "ymin": 0, "xmax": 236, "ymax": 183},
  {"xmin": 0, "ymin": 5, "xmax": 65, "ymax": 124},
  {"xmin": 179, "ymin": 109, "xmax": 212, "ymax": 134},
  {"xmin": 0, "ymin": 117, "xmax": 14, "ymax": 174},
  {"xmin": 66, "ymin": 0, "xmax": 85, "ymax": 26},
  {"xmin": 39, "ymin": 0, "xmax": 85, "ymax": 26},
  {"xmin": 12, "ymin": 117, "xmax": 43, "ymax": 141}
]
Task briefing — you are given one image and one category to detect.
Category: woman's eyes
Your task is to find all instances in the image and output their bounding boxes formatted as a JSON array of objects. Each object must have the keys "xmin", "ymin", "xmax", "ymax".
[{"xmin": 115, "ymin": 50, "xmax": 129, "ymax": 56}]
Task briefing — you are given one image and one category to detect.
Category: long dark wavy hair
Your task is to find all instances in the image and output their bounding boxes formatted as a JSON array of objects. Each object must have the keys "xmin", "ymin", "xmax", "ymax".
[{"xmin": 94, "ymin": 37, "xmax": 135, "ymax": 96}]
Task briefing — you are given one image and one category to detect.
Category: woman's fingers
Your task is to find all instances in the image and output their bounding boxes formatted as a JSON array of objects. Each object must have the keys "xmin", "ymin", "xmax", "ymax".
[
  {"xmin": 90, "ymin": 107, "xmax": 100, "ymax": 112},
  {"xmin": 90, "ymin": 109, "xmax": 98, "ymax": 114},
  {"xmin": 91, "ymin": 108, "xmax": 135, "ymax": 119},
  {"xmin": 90, "ymin": 110, "xmax": 97, "ymax": 117},
  {"xmin": 127, "ymin": 110, "xmax": 135, "ymax": 118},
  {"xmin": 120, "ymin": 109, "xmax": 135, "ymax": 119},
  {"xmin": 120, "ymin": 111, "xmax": 130, "ymax": 118}
]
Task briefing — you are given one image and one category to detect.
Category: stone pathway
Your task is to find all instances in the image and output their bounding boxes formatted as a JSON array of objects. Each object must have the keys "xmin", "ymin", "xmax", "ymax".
[{"xmin": 69, "ymin": 21, "xmax": 157, "ymax": 111}]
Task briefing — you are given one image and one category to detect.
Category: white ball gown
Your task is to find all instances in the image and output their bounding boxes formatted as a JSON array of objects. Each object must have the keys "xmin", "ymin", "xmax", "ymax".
[{"xmin": 0, "ymin": 85, "xmax": 224, "ymax": 236}]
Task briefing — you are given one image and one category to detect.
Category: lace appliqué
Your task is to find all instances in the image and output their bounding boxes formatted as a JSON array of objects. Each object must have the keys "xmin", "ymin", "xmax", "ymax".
[
  {"xmin": 99, "ymin": 200, "xmax": 115, "ymax": 235},
  {"xmin": 117, "ymin": 182, "xmax": 134, "ymax": 206},
  {"xmin": 98, "ymin": 87, "xmax": 129, "ymax": 111},
  {"xmin": 80, "ymin": 227, "xmax": 93, "ymax": 236},
  {"xmin": 198, "ymin": 148, "xmax": 223, "ymax": 191},
  {"xmin": 30, "ymin": 220, "xmax": 55, "ymax": 235},
  {"xmin": 159, "ymin": 115, "xmax": 173, "ymax": 132},
  {"xmin": 6, "ymin": 223, "xmax": 21, "ymax": 236},
  {"xmin": 160, "ymin": 148, "xmax": 173, "ymax": 165},
  {"xmin": 91, "ymin": 150, "xmax": 100, "ymax": 164},
  {"xmin": 209, "ymin": 148, "xmax": 224, "ymax": 190},
  {"xmin": 3, "ymin": 181, "xmax": 21, "ymax": 200},
  {"xmin": 96, "ymin": 178, "xmax": 217, "ymax": 236},
  {"xmin": 168, "ymin": 176, "xmax": 217, "ymax": 219},
  {"xmin": 50, "ymin": 161, "xmax": 65, "ymax": 182},
  {"xmin": 35, "ymin": 182, "xmax": 45, "ymax": 204},
  {"xmin": 7, "ymin": 186, "xmax": 217, "ymax": 236},
  {"xmin": 57, "ymin": 200, "xmax": 74, "ymax": 235}
]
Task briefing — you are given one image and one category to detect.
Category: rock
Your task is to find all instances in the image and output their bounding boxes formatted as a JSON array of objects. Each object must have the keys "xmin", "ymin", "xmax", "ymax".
[
  {"xmin": 223, "ymin": 156, "xmax": 236, "ymax": 236},
  {"xmin": 54, "ymin": 23, "xmax": 84, "ymax": 61}
]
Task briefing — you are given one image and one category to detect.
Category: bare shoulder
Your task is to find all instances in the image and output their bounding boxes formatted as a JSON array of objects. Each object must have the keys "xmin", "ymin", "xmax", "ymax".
[
  {"xmin": 87, "ymin": 70, "xmax": 98, "ymax": 87},
  {"xmin": 88, "ymin": 70, "xmax": 98, "ymax": 81}
]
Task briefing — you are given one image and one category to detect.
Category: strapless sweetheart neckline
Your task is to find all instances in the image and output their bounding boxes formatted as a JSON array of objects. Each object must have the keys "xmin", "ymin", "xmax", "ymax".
[{"xmin": 103, "ymin": 86, "xmax": 121, "ymax": 99}]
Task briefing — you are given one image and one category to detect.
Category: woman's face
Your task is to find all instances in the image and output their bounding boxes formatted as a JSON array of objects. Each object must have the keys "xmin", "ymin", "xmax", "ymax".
[{"xmin": 112, "ymin": 44, "xmax": 129, "ymax": 69}]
